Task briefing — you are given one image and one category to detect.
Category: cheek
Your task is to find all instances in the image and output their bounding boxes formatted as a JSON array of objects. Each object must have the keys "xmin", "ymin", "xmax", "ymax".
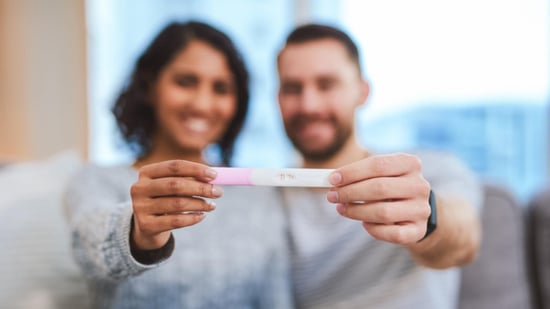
[
  {"xmin": 281, "ymin": 109, "xmax": 297, "ymax": 122},
  {"xmin": 278, "ymin": 100, "xmax": 297, "ymax": 119},
  {"xmin": 218, "ymin": 98, "xmax": 238, "ymax": 123},
  {"xmin": 154, "ymin": 83, "xmax": 181, "ymax": 112},
  {"xmin": 334, "ymin": 107, "xmax": 356, "ymax": 126}
]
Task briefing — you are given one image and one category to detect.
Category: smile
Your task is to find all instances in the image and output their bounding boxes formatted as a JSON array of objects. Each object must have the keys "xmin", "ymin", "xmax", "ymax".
[{"xmin": 184, "ymin": 118, "xmax": 209, "ymax": 133}]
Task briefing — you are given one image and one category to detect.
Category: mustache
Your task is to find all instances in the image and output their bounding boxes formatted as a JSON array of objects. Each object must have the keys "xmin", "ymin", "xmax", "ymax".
[{"xmin": 288, "ymin": 115, "xmax": 336, "ymax": 129}]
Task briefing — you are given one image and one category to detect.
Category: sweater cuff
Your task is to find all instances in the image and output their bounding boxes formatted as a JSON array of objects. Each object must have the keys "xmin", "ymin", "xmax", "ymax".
[
  {"xmin": 130, "ymin": 232, "xmax": 175, "ymax": 265},
  {"xmin": 115, "ymin": 204, "xmax": 170, "ymax": 275}
]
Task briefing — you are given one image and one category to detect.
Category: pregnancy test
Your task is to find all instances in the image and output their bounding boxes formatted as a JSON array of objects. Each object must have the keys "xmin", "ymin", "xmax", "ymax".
[{"xmin": 210, "ymin": 167, "xmax": 334, "ymax": 187}]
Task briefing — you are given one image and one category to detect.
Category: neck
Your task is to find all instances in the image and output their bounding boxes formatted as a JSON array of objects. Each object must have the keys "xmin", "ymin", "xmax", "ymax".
[{"xmin": 302, "ymin": 134, "xmax": 369, "ymax": 169}]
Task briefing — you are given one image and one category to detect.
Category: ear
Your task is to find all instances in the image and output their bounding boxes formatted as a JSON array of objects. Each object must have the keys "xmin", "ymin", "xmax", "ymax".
[{"xmin": 357, "ymin": 79, "xmax": 370, "ymax": 107}]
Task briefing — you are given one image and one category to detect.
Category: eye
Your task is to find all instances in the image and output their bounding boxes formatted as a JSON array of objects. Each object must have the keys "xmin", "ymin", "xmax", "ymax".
[
  {"xmin": 213, "ymin": 81, "xmax": 233, "ymax": 95},
  {"xmin": 280, "ymin": 82, "xmax": 302, "ymax": 95},
  {"xmin": 318, "ymin": 78, "xmax": 336, "ymax": 91},
  {"xmin": 174, "ymin": 74, "xmax": 197, "ymax": 87}
]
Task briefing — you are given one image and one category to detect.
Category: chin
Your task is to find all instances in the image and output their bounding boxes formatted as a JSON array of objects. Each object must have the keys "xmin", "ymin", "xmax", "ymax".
[
  {"xmin": 174, "ymin": 140, "xmax": 208, "ymax": 153},
  {"xmin": 296, "ymin": 139, "xmax": 342, "ymax": 162}
]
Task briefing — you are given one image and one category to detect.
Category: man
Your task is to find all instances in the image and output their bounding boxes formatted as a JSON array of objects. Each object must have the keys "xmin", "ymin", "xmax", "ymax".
[{"xmin": 276, "ymin": 23, "xmax": 482, "ymax": 308}]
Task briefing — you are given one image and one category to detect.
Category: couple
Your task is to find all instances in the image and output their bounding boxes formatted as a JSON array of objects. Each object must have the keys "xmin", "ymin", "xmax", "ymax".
[{"xmin": 65, "ymin": 21, "xmax": 482, "ymax": 308}]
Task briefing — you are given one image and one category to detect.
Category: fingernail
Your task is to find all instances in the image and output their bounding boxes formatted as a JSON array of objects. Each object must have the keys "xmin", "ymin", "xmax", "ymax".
[
  {"xmin": 336, "ymin": 203, "xmax": 345, "ymax": 215},
  {"xmin": 208, "ymin": 201, "xmax": 217, "ymax": 210},
  {"xmin": 330, "ymin": 172, "xmax": 342, "ymax": 185},
  {"xmin": 327, "ymin": 190, "xmax": 339, "ymax": 203},
  {"xmin": 211, "ymin": 186, "xmax": 223, "ymax": 197},
  {"xmin": 205, "ymin": 168, "xmax": 217, "ymax": 180}
]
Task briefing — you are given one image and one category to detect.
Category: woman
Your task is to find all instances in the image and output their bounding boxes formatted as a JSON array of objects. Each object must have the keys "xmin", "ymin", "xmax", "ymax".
[{"xmin": 65, "ymin": 21, "xmax": 292, "ymax": 308}]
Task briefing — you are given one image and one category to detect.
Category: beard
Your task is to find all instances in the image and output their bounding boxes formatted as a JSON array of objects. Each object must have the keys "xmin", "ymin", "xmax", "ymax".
[{"xmin": 284, "ymin": 114, "xmax": 352, "ymax": 162}]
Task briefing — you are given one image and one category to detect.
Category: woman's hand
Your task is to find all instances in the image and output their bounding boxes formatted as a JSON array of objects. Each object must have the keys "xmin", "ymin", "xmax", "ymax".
[{"xmin": 130, "ymin": 160, "xmax": 222, "ymax": 250}]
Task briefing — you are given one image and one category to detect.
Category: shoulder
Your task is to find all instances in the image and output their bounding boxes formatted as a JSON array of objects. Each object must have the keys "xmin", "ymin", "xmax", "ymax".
[
  {"xmin": 403, "ymin": 149, "xmax": 475, "ymax": 179},
  {"xmin": 408, "ymin": 149, "xmax": 467, "ymax": 168},
  {"xmin": 406, "ymin": 149, "xmax": 483, "ymax": 210},
  {"xmin": 66, "ymin": 164, "xmax": 136, "ymax": 196},
  {"xmin": 73, "ymin": 164, "xmax": 135, "ymax": 181}
]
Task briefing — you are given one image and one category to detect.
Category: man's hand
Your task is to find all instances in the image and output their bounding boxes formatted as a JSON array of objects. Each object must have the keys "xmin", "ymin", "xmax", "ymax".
[
  {"xmin": 326, "ymin": 153, "xmax": 431, "ymax": 245},
  {"xmin": 327, "ymin": 152, "xmax": 481, "ymax": 269}
]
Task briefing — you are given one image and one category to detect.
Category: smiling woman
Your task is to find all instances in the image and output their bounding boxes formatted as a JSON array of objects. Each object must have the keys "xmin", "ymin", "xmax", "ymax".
[
  {"xmin": 64, "ymin": 21, "xmax": 292, "ymax": 308},
  {"xmin": 112, "ymin": 23, "xmax": 248, "ymax": 167},
  {"xmin": 150, "ymin": 40, "xmax": 237, "ymax": 162},
  {"xmin": 86, "ymin": 0, "xmax": 296, "ymax": 167}
]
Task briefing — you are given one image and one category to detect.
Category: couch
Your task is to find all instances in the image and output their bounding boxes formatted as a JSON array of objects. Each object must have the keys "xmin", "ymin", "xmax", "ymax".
[
  {"xmin": 527, "ymin": 188, "xmax": 550, "ymax": 309},
  {"xmin": 0, "ymin": 151, "xmax": 90, "ymax": 309},
  {"xmin": 459, "ymin": 183, "xmax": 534, "ymax": 309}
]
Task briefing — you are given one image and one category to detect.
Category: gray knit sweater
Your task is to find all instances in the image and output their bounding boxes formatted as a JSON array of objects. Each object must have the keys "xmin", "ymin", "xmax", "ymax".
[{"xmin": 64, "ymin": 165, "xmax": 293, "ymax": 309}]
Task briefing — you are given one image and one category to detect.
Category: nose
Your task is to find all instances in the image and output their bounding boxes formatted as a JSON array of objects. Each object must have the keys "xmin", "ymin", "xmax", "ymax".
[
  {"xmin": 191, "ymin": 84, "xmax": 214, "ymax": 113},
  {"xmin": 299, "ymin": 86, "xmax": 322, "ymax": 114}
]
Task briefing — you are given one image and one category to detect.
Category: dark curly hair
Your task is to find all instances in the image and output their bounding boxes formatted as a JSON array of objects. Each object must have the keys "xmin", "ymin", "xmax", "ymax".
[{"xmin": 112, "ymin": 21, "xmax": 249, "ymax": 166}]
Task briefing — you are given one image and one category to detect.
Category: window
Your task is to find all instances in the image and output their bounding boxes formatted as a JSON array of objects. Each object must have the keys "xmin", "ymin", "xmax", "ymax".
[
  {"xmin": 340, "ymin": 0, "xmax": 549, "ymax": 200},
  {"xmin": 87, "ymin": 0, "xmax": 549, "ymax": 201}
]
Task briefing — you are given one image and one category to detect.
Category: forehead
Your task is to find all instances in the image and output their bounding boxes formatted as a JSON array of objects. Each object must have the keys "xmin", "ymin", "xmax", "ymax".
[
  {"xmin": 278, "ymin": 38, "xmax": 358, "ymax": 79},
  {"xmin": 168, "ymin": 40, "xmax": 232, "ymax": 77}
]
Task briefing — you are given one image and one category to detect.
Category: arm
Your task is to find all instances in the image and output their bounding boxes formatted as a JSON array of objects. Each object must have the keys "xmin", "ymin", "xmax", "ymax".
[
  {"xmin": 326, "ymin": 152, "xmax": 482, "ymax": 269},
  {"xmin": 409, "ymin": 150, "xmax": 482, "ymax": 268},
  {"xmin": 407, "ymin": 193, "xmax": 481, "ymax": 268},
  {"xmin": 63, "ymin": 166, "xmax": 156, "ymax": 282},
  {"xmin": 64, "ymin": 160, "xmax": 222, "ymax": 282}
]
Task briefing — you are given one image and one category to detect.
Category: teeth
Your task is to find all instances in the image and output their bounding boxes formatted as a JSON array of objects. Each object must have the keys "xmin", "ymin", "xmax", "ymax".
[{"xmin": 186, "ymin": 119, "xmax": 209, "ymax": 132}]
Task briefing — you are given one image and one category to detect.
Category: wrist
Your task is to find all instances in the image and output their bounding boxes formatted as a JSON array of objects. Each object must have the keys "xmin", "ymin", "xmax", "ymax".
[
  {"xmin": 406, "ymin": 190, "xmax": 445, "ymax": 266},
  {"xmin": 419, "ymin": 190, "xmax": 437, "ymax": 241},
  {"xmin": 131, "ymin": 233, "xmax": 175, "ymax": 265},
  {"xmin": 130, "ymin": 216, "xmax": 175, "ymax": 264},
  {"xmin": 131, "ymin": 215, "xmax": 171, "ymax": 250}
]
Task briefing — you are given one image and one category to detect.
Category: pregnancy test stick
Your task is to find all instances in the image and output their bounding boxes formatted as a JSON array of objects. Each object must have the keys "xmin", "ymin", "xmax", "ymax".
[{"xmin": 210, "ymin": 167, "xmax": 334, "ymax": 188}]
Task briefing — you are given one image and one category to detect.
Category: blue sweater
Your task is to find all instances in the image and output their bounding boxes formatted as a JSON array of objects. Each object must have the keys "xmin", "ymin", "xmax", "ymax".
[{"xmin": 64, "ymin": 165, "xmax": 293, "ymax": 309}]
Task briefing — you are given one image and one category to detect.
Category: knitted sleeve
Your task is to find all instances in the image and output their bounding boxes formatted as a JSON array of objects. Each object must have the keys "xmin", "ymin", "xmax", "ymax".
[{"xmin": 63, "ymin": 165, "xmax": 171, "ymax": 282}]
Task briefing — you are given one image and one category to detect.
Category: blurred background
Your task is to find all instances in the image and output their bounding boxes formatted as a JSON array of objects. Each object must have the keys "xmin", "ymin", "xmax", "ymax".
[{"xmin": 0, "ymin": 0, "xmax": 548, "ymax": 202}]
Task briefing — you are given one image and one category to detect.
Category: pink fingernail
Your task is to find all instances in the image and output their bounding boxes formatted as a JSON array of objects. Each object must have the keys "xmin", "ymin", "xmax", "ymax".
[
  {"xmin": 336, "ymin": 203, "xmax": 345, "ymax": 215},
  {"xmin": 327, "ymin": 191, "xmax": 339, "ymax": 203},
  {"xmin": 205, "ymin": 168, "xmax": 217, "ymax": 179},
  {"xmin": 330, "ymin": 172, "xmax": 342, "ymax": 185},
  {"xmin": 211, "ymin": 186, "xmax": 223, "ymax": 197}
]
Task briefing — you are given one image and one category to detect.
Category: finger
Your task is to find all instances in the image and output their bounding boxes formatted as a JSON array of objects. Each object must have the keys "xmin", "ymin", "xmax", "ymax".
[
  {"xmin": 136, "ymin": 212, "xmax": 207, "ymax": 235},
  {"xmin": 362, "ymin": 222, "xmax": 425, "ymax": 245},
  {"xmin": 146, "ymin": 197, "xmax": 216, "ymax": 215},
  {"xmin": 142, "ymin": 177, "xmax": 223, "ymax": 198},
  {"xmin": 336, "ymin": 200, "xmax": 430, "ymax": 224},
  {"xmin": 328, "ymin": 175, "xmax": 430, "ymax": 203},
  {"xmin": 157, "ymin": 212, "xmax": 207, "ymax": 230},
  {"xmin": 330, "ymin": 153, "xmax": 422, "ymax": 186},
  {"xmin": 138, "ymin": 160, "xmax": 217, "ymax": 182}
]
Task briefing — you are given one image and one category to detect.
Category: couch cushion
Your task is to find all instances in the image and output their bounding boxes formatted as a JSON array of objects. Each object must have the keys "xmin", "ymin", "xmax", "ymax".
[
  {"xmin": 458, "ymin": 183, "xmax": 532, "ymax": 309},
  {"xmin": 527, "ymin": 188, "xmax": 550, "ymax": 309},
  {"xmin": 0, "ymin": 151, "xmax": 90, "ymax": 309}
]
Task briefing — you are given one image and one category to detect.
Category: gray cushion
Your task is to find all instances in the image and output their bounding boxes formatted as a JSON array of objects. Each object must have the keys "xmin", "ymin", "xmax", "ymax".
[
  {"xmin": 458, "ymin": 183, "xmax": 533, "ymax": 309},
  {"xmin": 527, "ymin": 189, "xmax": 550, "ymax": 309},
  {"xmin": 0, "ymin": 151, "xmax": 89, "ymax": 309}
]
